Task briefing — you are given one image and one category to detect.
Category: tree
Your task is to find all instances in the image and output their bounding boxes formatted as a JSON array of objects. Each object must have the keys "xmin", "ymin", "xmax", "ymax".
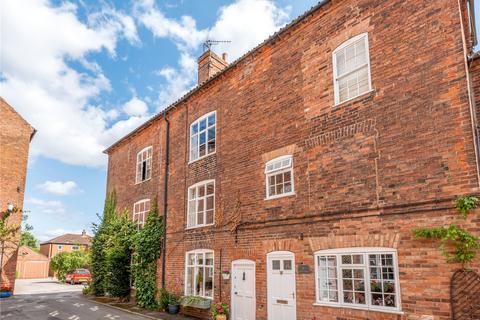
[
  {"xmin": 0, "ymin": 207, "xmax": 23, "ymax": 284},
  {"xmin": 20, "ymin": 231, "xmax": 39, "ymax": 250},
  {"xmin": 50, "ymin": 251, "xmax": 90, "ymax": 281}
]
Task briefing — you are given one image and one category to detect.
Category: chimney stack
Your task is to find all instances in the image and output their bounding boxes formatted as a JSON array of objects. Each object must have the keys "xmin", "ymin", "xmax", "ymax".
[
  {"xmin": 81, "ymin": 229, "xmax": 86, "ymax": 237},
  {"xmin": 197, "ymin": 50, "xmax": 228, "ymax": 84}
]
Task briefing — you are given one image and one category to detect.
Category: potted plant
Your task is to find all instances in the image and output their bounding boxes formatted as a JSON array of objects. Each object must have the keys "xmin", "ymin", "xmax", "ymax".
[
  {"xmin": 0, "ymin": 286, "xmax": 13, "ymax": 298},
  {"xmin": 211, "ymin": 302, "xmax": 229, "ymax": 320},
  {"xmin": 167, "ymin": 293, "xmax": 180, "ymax": 314}
]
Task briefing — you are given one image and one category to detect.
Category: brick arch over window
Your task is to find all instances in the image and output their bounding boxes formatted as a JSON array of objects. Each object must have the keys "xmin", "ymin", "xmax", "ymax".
[
  {"xmin": 262, "ymin": 239, "xmax": 302, "ymax": 254},
  {"xmin": 308, "ymin": 233, "xmax": 401, "ymax": 252}
]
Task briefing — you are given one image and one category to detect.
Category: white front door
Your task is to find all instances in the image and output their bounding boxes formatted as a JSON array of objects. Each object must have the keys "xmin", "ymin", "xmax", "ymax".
[
  {"xmin": 267, "ymin": 251, "xmax": 296, "ymax": 320},
  {"xmin": 231, "ymin": 259, "xmax": 256, "ymax": 320}
]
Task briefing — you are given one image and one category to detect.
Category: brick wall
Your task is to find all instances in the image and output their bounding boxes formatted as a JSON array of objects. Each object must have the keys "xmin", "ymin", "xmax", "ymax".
[
  {"xmin": 106, "ymin": 0, "xmax": 480, "ymax": 319},
  {"xmin": 0, "ymin": 98, "xmax": 34, "ymax": 289}
]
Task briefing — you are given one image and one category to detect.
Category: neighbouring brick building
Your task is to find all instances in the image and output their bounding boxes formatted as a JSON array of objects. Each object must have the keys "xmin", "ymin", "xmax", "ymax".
[
  {"xmin": 0, "ymin": 98, "xmax": 35, "ymax": 290},
  {"xmin": 39, "ymin": 230, "xmax": 92, "ymax": 259},
  {"xmin": 105, "ymin": 1, "xmax": 480, "ymax": 319}
]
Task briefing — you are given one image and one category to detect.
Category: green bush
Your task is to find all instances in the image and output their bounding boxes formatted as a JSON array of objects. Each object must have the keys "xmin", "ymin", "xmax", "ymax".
[
  {"xmin": 159, "ymin": 288, "xmax": 170, "ymax": 311},
  {"xmin": 50, "ymin": 251, "xmax": 90, "ymax": 281},
  {"xmin": 105, "ymin": 247, "xmax": 131, "ymax": 297}
]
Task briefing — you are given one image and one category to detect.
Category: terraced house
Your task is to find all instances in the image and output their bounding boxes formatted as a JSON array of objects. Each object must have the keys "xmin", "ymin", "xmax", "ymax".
[{"xmin": 104, "ymin": 1, "xmax": 480, "ymax": 319}]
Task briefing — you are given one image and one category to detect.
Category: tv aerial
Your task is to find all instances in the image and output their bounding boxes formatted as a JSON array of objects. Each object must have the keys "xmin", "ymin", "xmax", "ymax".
[{"xmin": 203, "ymin": 39, "xmax": 231, "ymax": 52}]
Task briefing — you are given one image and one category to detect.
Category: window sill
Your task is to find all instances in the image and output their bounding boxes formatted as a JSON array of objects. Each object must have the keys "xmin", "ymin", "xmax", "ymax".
[
  {"xmin": 313, "ymin": 302, "xmax": 403, "ymax": 315},
  {"xmin": 333, "ymin": 89, "xmax": 375, "ymax": 108},
  {"xmin": 188, "ymin": 151, "xmax": 216, "ymax": 165},
  {"xmin": 135, "ymin": 177, "xmax": 151, "ymax": 185},
  {"xmin": 264, "ymin": 192, "xmax": 296, "ymax": 201},
  {"xmin": 185, "ymin": 223, "xmax": 215, "ymax": 230}
]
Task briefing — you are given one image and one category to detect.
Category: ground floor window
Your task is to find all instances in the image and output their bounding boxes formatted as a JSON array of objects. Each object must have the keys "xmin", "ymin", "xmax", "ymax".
[
  {"xmin": 315, "ymin": 248, "xmax": 400, "ymax": 312},
  {"xmin": 185, "ymin": 249, "xmax": 214, "ymax": 299}
]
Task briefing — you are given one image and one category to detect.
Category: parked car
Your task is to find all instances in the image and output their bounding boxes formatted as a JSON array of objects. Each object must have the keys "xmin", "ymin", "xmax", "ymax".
[{"xmin": 65, "ymin": 269, "xmax": 91, "ymax": 285}]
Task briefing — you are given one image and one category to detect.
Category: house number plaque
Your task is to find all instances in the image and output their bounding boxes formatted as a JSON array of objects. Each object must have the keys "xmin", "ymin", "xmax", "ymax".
[{"xmin": 298, "ymin": 264, "xmax": 311, "ymax": 274}]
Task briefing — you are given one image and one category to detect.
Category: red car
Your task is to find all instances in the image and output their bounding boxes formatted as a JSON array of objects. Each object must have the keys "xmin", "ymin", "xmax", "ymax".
[{"xmin": 65, "ymin": 269, "xmax": 91, "ymax": 285}]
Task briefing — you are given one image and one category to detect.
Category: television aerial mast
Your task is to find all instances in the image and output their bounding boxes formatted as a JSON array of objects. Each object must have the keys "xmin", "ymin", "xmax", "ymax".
[{"xmin": 203, "ymin": 39, "xmax": 231, "ymax": 52}]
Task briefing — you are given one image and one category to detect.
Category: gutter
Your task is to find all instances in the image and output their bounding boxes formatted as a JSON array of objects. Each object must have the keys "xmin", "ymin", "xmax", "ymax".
[{"xmin": 161, "ymin": 110, "xmax": 170, "ymax": 289}]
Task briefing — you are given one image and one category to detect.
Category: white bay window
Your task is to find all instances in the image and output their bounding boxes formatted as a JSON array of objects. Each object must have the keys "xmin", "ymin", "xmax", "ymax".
[{"xmin": 315, "ymin": 248, "xmax": 401, "ymax": 312}]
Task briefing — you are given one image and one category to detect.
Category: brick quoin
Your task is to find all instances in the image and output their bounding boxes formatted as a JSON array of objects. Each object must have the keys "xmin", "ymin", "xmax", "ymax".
[
  {"xmin": 105, "ymin": 1, "xmax": 480, "ymax": 319},
  {"xmin": 0, "ymin": 98, "xmax": 35, "ymax": 290}
]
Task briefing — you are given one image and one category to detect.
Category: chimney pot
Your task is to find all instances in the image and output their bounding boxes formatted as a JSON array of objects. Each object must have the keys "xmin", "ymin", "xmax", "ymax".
[
  {"xmin": 81, "ymin": 229, "xmax": 86, "ymax": 236},
  {"xmin": 222, "ymin": 52, "xmax": 228, "ymax": 62}
]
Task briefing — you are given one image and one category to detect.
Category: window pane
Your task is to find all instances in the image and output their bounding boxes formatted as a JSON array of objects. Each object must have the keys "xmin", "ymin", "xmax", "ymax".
[
  {"xmin": 269, "ymin": 185, "xmax": 275, "ymax": 197},
  {"xmin": 197, "ymin": 198, "xmax": 204, "ymax": 212},
  {"xmin": 206, "ymin": 183, "xmax": 214, "ymax": 195},
  {"xmin": 186, "ymin": 266, "xmax": 194, "ymax": 295},
  {"xmin": 207, "ymin": 114, "xmax": 215, "ymax": 126},
  {"xmin": 199, "ymin": 143, "xmax": 206, "ymax": 157},
  {"xmin": 208, "ymin": 127, "xmax": 215, "ymax": 141},
  {"xmin": 205, "ymin": 253, "xmax": 213, "ymax": 265},
  {"xmin": 207, "ymin": 140, "xmax": 215, "ymax": 154},
  {"xmin": 206, "ymin": 210, "xmax": 214, "ymax": 224},
  {"xmin": 192, "ymin": 123, "xmax": 198, "ymax": 134},
  {"xmin": 283, "ymin": 260, "xmax": 292, "ymax": 270},
  {"xmin": 198, "ymin": 185, "xmax": 205, "ymax": 197},
  {"xmin": 276, "ymin": 184, "xmax": 283, "ymax": 195},
  {"xmin": 196, "ymin": 267, "xmax": 204, "ymax": 296},
  {"xmin": 205, "ymin": 267, "xmax": 213, "ymax": 297},
  {"xmin": 197, "ymin": 253, "xmax": 204, "ymax": 265},
  {"xmin": 206, "ymin": 196, "xmax": 214, "ymax": 210},
  {"xmin": 284, "ymin": 182, "xmax": 292, "ymax": 193},
  {"xmin": 272, "ymin": 260, "xmax": 280, "ymax": 270},
  {"xmin": 197, "ymin": 211, "xmax": 204, "ymax": 225},
  {"xmin": 352, "ymin": 254, "xmax": 363, "ymax": 264},
  {"xmin": 199, "ymin": 119, "xmax": 206, "ymax": 131},
  {"xmin": 342, "ymin": 255, "xmax": 352, "ymax": 264}
]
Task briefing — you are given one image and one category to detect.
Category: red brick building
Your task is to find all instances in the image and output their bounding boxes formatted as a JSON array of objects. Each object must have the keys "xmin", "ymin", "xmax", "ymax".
[
  {"xmin": 0, "ymin": 98, "xmax": 36, "ymax": 290},
  {"xmin": 105, "ymin": 1, "xmax": 480, "ymax": 319}
]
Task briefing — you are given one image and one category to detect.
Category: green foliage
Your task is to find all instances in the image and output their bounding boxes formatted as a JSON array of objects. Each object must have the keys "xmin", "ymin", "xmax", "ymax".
[
  {"xmin": 105, "ymin": 247, "xmax": 131, "ymax": 297},
  {"xmin": 20, "ymin": 230, "xmax": 39, "ymax": 250},
  {"xmin": 91, "ymin": 191, "xmax": 136, "ymax": 297},
  {"xmin": 50, "ymin": 251, "xmax": 90, "ymax": 281},
  {"xmin": 455, "ymin": 196, "xmax": 478, "ymax": 218},
  {"xmin": 82, "ymin": 285, "xmax": 92, "ymax": 295},
  {"xmin": 413, "ymin": 224, "xmax": 480, "ymax": 265},
  {"xmin": 159, "ymin": 288, "xmax": 171, "ymax": 310},
  {"xmin": 132, "ymin": 200, "xmax": 164, "ymax": 309}
]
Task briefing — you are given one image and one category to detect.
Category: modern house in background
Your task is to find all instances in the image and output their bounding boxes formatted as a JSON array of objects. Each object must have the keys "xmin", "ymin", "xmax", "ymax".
[
  {"xmin": 105, "ymin": 1, "xmax": 480, "ymax": 319},
  {"xmin": 39, "ymin": 230, "xmax": 92, "ymax": 259},
  {"xmin": 0, "ymin": 97, "xmax": 36, "ymax": 290}
]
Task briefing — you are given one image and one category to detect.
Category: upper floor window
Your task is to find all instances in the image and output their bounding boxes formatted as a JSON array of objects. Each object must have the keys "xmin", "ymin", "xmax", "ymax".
[
  {"xmin": 333, "ymin": 33, "xmax": 372, "ymax": 105},
  {"xmin": 315, "ymin": 247, "xmax": 401, "ymax": 312},
  {"xmin": 187, "ymin": 180, "xmax": 215, "ymax": 228},
  {"xmin": 133, "ymin": 199, "xmax": 150, "ymax": 229},
  {"xmin": 190, "ymin": 111, "xmax": 216, "ymax": 162},
  {"xmin": 185, "ymin": 249, "xmax": 214, "ymax": 299},
  {"xmin": 265, "ymin": 155, "xmax": 294, "ymax": 199},
  {"xmin": 136, "ymin": 146, "xmax": 152, "ymax": 184}
]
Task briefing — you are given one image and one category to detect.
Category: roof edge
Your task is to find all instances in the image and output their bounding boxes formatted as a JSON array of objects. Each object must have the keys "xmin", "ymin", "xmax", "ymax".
[{"xmin": 103, "ymin": 0, "xmax": 331, "ymax": 154}]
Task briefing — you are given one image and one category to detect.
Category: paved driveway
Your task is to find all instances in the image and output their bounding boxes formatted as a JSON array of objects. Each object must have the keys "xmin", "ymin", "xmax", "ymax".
[
  {"xmin": 0, "ymin": 291, "xmax": 148, "ymax": 319},
  {"xmin": 14, "ymin": 278, "xmax": 83, "ymax": 295}
]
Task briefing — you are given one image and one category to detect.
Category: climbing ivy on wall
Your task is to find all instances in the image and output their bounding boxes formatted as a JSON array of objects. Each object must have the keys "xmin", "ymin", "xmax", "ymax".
[{"xmin": 413, "ymin": 196, "xmax": 480, "ymax": 266}]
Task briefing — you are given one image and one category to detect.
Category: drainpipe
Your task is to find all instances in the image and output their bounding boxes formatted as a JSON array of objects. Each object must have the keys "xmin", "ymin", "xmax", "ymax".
[{"xmin": 161, "ymin": 110, "xmax": 170, "ymax": 288}]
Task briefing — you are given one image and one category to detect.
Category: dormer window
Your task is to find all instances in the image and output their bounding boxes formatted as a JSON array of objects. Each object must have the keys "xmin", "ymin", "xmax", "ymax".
[
  {"xmin": 190, "ymin": 111, "xmax": 216, "ymax": 162},
  {"xmin": 265, "ymin": 155, "xmax": 295, "ymax": 199},
  {"xmin": 136, "ymin": 146, "xmax": 152, "ymax": 184}
]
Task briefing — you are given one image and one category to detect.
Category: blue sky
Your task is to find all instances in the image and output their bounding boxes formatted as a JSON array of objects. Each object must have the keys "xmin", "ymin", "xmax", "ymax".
[{"xmin": 1, "ymin": 0, "xmax": 479, "ymax": 242}]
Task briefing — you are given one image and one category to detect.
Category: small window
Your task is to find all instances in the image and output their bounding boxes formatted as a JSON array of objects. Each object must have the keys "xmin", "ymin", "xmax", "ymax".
[
  {"xmin": 189, "ymin": 111, "xmax": 216, "ymax": 162},
  {"xmin": 133, "ymin": 199, "xmax": 151, "ymax": 229},
  {"xmin": 58, "ymin": 245, "xmax": 63, "ymax": 251},
  {"xmin": 185, "ymin": 249, "xmax": 214, "ymax": 299},
  {"xmin": 72, "ymin": 245, "xmax": 80, "ymax": 251},
  {"xmin": 315, "ymin": 248, "xmax": 401, "ymax": 312},
  {"xmin": 265, "ymin": 155, "xmax": 294, "ymax": 199},
  {"xmin": 187, "ymin": 180, "xmax": 215, "ymax": 228},
  {"xmin": 333, "ymin": 33, "xmax": 372, "ymax": 105},
  {"xmin": 136, "ymin": 146, "xmax": 153, "ymax": 184}
]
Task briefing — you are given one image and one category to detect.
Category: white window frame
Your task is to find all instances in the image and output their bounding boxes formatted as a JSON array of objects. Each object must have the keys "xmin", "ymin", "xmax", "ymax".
[
  {"xmin": 133, "ymin": 199, "xmax": 150, "ymax": 229},
  {"xmin": 72, "ymin": 245, "xmax": 80, "ymax": 251},
  {"xmin": 332, "ymin": 33, "xmax": 372, "ymax": 106},
  {"xmin": 186, "ymin": 180, "xmax": 215, "ymax": 229},
  {"xmin": 135, "ymin": 146, "xmax": 153, "ymax": 184},
  {"xmin": 265, "ymin": 155, "xmax": 295, "ymax": 200},
  {"xmin": 184, "ymin": 249, "xmax": 214, "ymax": 299},
  {"xmin": 314, "ymin": 247, "xmax": 402, "ymax": 314},
  {"xmin": 189, "ymin": 111, "xmax": 216, "ymax": 163},
  {"xmin": 57, "ymin": 245, "xmax": 63, "ymax": 251}
]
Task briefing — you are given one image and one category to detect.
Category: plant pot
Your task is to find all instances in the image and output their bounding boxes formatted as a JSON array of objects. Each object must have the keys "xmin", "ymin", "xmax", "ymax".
[
  {"xmin": 215, "ymin": 315, "xmax": 227, "ymax": 320},
  {"xmin": 0, "ymin": 292, "xmax": 12, "ymax": 298},
  {"xmin": 167, "ymin": 304, "xmax": 180, "ymax": 314}
]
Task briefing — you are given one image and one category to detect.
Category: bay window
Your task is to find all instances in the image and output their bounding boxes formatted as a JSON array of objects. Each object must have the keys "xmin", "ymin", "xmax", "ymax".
[{"xmin": 185, "ymin": 249, "xmax": 214, "ymax": 299}]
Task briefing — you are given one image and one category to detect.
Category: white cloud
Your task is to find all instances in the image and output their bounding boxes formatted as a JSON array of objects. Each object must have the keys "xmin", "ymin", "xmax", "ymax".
[
  {"xmin": 122, "ymin": 97, "xmax": 149, "ymax": 116},
  {"xmin": 138, "ymin": 0, "xmax": 290, "ymax": 109},
  {"xmin": 27, "ymin": 198, "xmax": 66, "ymax": 215},
  {"xmin": 37, "ymin": 180, "xmax": 80, "ymax": 196},
  {"xmin": 0, "ymin": 0, "xmax": 146, "ymax": 167}
]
